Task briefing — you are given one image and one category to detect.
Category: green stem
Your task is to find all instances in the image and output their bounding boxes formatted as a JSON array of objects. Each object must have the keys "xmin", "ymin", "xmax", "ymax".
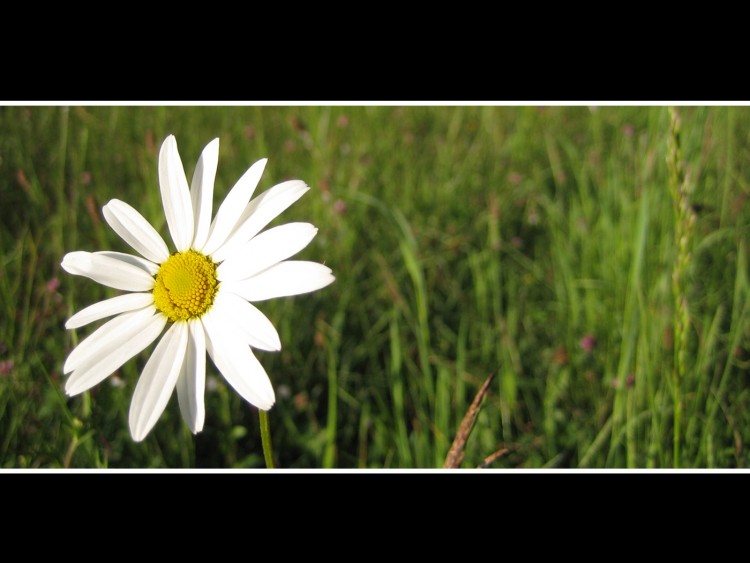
[
  {"xmin": 673, "ymin": 392, "xmax": 681, "ymax": 468},
  {"xmin": 667, "ymin": 107, "xmax": 693, "ymax": 469},
  {"xmin": 259, "ymin": 410, "xmax": 274, "ymax": 469}
]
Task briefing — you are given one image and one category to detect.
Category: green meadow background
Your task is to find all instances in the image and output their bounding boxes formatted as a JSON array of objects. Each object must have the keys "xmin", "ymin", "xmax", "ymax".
[{"xmin": 1, "ymin": 105, "xmax": 749, "ymax": 469}]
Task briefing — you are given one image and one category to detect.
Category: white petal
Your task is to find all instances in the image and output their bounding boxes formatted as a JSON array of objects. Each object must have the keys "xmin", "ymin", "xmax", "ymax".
[
  {"xmin": 190, "ymin": 138, "xmax": 219, "ymax": 251},
  {"xmin": 64, "ymin": 307, "xmax": 158, "ymax": 374},
  {"xmin": 176, "ymin": 319, "xmax": 206, "ymax": 434},
  {"xmin": 221, "ymin": 261, "xmax": 335, "ymax": 302},
  {"xmin": 62, "ymin": 251, "xmax": 155, "ymax": 291},
  {"xmin": 129, "ymin": 321, "xmax": 189, "ymax": 442},
  {"xmin": 201, "ymin": 308, "xmax": 275, "ymax": 410},
  {"xmin": 159, "ymin": 135, "xmax": 194, "ymax": 252},
  {"xmin": 212, "ymin": 290, "xmax": 281, "ymax": 351},
  {"xmin": 95, "ymin": 251, "xmax": 160, "ymax": 276},
  {"xmin": 65, "ymin": 311, "xmax": 166, "ymax": 396},
  {"xmin": 102, "ymin": 199, "xmax": 170, "ymax": 263},
  {"xmin": 211, "ymin": 180, "xmax": 309, "ymax": 263},
  {"xmin": 66, "ymin": 293, "xmax": 154, "ymax": 329},
  {"xmin": 201, "ymin": 158, "xmax": 267, "ymax": 256},
  {"xmin": 217, "ymin": 222, "xmax": 318, "ymax": 283}
]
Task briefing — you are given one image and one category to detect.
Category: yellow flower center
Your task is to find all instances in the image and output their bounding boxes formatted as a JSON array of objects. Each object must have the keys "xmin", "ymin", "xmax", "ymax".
[{"xmin": 152, "ymin": 250, "xmax": 218, "ymax": 322}]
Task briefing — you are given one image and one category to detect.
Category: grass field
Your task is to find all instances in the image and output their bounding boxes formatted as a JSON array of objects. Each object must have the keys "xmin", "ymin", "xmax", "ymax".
[{"xmin": 1, "ymin": 105, "xmax": 748, "ymax": 469}]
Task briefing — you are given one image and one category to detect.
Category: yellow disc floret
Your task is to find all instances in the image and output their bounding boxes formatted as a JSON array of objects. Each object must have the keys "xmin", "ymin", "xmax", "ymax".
[{"xmin": 153, "ymin": 250, "xmax": 218, "ymax": 322}]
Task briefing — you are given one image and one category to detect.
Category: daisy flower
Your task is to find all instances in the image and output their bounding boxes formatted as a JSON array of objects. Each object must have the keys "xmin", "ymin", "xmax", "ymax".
[{"xmin": 61, "ymin": 135, "xmax": 335, "ymax": 441}]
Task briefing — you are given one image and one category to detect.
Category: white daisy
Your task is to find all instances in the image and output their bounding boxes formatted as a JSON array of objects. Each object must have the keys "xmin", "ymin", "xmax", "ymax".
[{"xmin": 61, "ymin": 135, "xmax": 335, "ymax": 442}]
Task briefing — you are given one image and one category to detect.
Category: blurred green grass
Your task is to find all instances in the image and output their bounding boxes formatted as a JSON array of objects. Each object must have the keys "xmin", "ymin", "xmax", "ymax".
[{"xmin": 1, "ymin": 105, "xmax": 748, "ymax": 468}]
